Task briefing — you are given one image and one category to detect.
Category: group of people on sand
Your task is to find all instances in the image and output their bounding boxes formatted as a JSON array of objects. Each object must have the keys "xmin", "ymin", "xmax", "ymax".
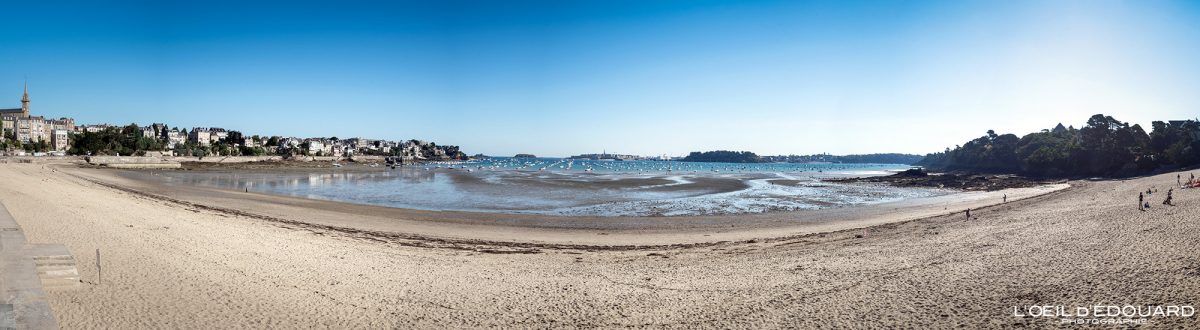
[
  {"xmin": 1140, "ymin": 172, "xmax": 1194, "ymax": 210},
  {"xmin": 1179, "ymin": 173, "xmax": 1199, "ymax": 189}
]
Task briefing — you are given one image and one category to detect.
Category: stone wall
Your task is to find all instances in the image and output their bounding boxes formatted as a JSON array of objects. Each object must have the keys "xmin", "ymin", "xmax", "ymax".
[
  {"xmin": 165, "ymin": 156, "xmax": 285, "ymax": 163},
  {"xmin": 84, "ymin": 156, "xmax": 181, "ymax": 169}
]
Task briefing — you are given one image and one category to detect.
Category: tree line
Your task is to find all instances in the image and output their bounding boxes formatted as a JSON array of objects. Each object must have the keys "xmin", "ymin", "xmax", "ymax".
[
  {"xmin": 68, "ymin": 124, "xmax": 163, "ymax": 156},
  {"xmin": 916, "ymin": 114, "xmax": 1200, "ymax": 177},
  {"xmin": 68, "ymin": 124, "xmax": 266, "ymax": 157},
  {"xmin": 761, "ymin": 153, "xmax": 924, "ymax": 164},
  {"xmin": 680, "ymin": 150, "xmax": 763, "ymax": 163},
  {"xmin": 66, "ymin": 124, "xmax": 467, "ymax": 159}
]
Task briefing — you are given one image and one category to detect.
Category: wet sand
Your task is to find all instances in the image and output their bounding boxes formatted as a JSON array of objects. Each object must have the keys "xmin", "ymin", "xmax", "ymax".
[
  {"xmin": 2, "ymin": 163, "xmax": 1197, "ymax": 328},
  {"xmin": 154, "ymin": 161, "xmax": 925, "ymax": 217},
  {"xmin": 87, "ymin": 167, "xmax": 1062, "ymax": 246},
  {"xmin": 448, "ymin": 170, "xmax": 751, "ymax": 194}
]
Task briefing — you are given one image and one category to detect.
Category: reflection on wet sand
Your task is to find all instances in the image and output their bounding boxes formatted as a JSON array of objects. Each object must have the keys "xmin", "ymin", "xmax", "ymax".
[{"xmin": 122, "ymin": 162, "xmax": 942, "ymax": 216}]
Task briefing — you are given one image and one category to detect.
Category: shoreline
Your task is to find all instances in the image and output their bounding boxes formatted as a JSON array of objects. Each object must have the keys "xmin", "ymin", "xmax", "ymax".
[{"xmin": 66, "ymin": 164, "xmax": 1069, "ymax": 247}]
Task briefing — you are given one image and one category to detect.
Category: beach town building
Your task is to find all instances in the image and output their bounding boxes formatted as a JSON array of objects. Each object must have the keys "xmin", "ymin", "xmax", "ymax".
[
  {"xmin": 282, "ymin": 137, "xmax": 302, "ymax": 148},
  {"xmin": 344, "ymin": 138, "xmax": 377, "ymax": 153},
  {"xmin": 141, "ymin": 123, "xmax": 166, "ymax": 140},
  {"xmin": 166, "ymin": 129, "xmax": 187, "ymax": 147},
  {"xmin": 332, "ymin": 144, "xmax": 346, "ymax": 157},
  {"xmin": 305, "ymin": 139, "xmax": 326, "ymax": 155},
  {"xmin": 187, "ymin": 127, "xmax": 231, "ymax": 146},
  {"xmin": 0, "ymin": 82, "xmax": 76, "ymax": 150},
  {"xmin": 242, "ymin": 137, "xmax": 261, "ymax": 148},
  {"xmin": 51, "ymin": 129, "xmax": 69, "ymax": 151},
  {"xmin": 189, "ymin": 127, "xmax": 214, "ymax": 146},
  {"xmin": 321, "ymin": 141, "xmax": 334, "ymax": 155},
  {"xmin": 400, "ymin": 140, "xmax": 426, "ymax": 159},
  {"xmin": 211, "ymin": 129, "xmax": 228, "ymax": 143},
  {"xmin": 77, "ymin": 124, "xmax": 112, "ymax": 133}
]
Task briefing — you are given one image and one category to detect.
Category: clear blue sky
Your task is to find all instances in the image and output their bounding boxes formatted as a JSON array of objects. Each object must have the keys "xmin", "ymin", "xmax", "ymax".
[{"xmin": 2, "ymin": 0, "xmax": 1198, "ymax": 157}]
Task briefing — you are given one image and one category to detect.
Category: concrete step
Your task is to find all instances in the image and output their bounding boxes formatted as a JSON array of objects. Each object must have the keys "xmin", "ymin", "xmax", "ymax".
[
  {"xmin": 40, "ymin": 278, "xmax": 82, "ymax": 289},
  {"xmin": 32, "ymin": 263, "xmax": 77, "ymax": 271},
  {"xmin": 38, "ymin": 268, "xmax": 79, "ymax": 278},
  {"xmin": 23, "ymin": 244, "xmax": 80, "ymax": 289}
]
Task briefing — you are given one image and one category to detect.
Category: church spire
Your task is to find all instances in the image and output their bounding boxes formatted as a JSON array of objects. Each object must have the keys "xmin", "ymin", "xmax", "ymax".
[{"xmin": 21, "ymin": 79, "xmax": 29, "ymax": 115}]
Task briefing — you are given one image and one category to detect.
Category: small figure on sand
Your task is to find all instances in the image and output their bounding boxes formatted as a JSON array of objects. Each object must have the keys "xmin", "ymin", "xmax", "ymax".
[
  {"xmin": 1003, "ymin": 194, "xmax": 1007, "ymax": 203},
  {"xmin": 965, "ymin": 208, "xmax": 971, "ymax": 219},
  {"xmin": 1163, "ymin": 188, "xmax": 1174, "ymax": 206},
  {"xmin": 1139, "ymin": 192, "xmax": 1145, "ymax": 210}
]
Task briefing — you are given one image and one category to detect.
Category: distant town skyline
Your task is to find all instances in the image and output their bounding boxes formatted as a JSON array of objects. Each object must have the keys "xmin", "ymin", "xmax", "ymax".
[{"xmin": 3, "ymin": 1, "xmax": 1200, "ymax": 157}]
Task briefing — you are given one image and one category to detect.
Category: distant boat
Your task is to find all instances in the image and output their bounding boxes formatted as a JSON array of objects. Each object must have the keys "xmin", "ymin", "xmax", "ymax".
[{"xmin": 333, "ymin": 163, "xmax": 343, "ymax": 168}]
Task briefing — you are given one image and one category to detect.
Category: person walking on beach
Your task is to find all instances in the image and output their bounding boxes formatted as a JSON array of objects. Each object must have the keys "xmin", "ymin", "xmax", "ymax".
[
  {"xmin": 965, "ymin": 208, "xmax": 971, "ymax": 219},
  {"xmin": 1163, "ymin": 188, "xmax": 1174, "ymax": 206},
  {"xmin": 1139, "ymin": 192, "xmax": 1144, "ymax": 210},
  {"xmin": 1003, "ymin": 194, "xmax": 1007, "ymax": 203}
]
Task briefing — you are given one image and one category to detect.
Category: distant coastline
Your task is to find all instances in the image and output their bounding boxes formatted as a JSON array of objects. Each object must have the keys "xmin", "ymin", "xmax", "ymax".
[
  {"xmin": 678, "ymin": 150, "xmax": 925, "ymax": 164},
  {"xmin": 679, "ymin": 150, "xmax": 763, "ymax": 163}
]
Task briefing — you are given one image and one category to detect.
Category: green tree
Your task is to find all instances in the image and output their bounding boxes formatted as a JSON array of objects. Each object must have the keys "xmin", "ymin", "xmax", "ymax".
[{"xmin": 920, "ymin": 114, "xmax": 1171, "ymax": 178}]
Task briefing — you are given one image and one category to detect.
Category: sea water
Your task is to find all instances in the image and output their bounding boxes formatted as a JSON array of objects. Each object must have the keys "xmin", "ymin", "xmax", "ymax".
[{"xmin": 135, "ymin": 158, "xmax": 946, "ymax": 217}]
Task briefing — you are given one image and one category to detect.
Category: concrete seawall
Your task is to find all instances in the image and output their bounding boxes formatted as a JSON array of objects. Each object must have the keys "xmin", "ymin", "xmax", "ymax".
[
  {"xmin": 80, "ymin": 155, "xmax": 402, "ymax": 168},
  {"xmin": 165, "ymin": 156, "xmax": 284, "ymax": 163},
  {"xmin": 85, "ymin": 156, "xmax": 182, "ymax": 169},
  {"xmin": 1, "ymin": 201, "xmax": 78, "ymax": 330},
  {"xmin": 0, "ymin": 156, "xmax": 84, "ymax": 165},
  {"xmin": 167, "ymin": 155, "xmax": 395, "ymax": 162}
]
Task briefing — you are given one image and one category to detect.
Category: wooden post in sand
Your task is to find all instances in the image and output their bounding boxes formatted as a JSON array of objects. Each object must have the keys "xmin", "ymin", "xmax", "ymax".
[{"xmin": 96, "ymin": 249, "xmax": 101, "ymax": 285}]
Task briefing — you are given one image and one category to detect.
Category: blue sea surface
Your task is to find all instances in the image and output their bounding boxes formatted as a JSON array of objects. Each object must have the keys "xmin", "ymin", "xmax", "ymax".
[{"xmin": 134, "ymin": 158, "xmax": 943, "ymax": 217}]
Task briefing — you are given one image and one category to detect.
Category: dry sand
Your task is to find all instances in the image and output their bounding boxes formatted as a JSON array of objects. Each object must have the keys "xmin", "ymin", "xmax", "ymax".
[{"xmin": 1, "ymin": 163, "xmax": 1198, "ymax": 328}]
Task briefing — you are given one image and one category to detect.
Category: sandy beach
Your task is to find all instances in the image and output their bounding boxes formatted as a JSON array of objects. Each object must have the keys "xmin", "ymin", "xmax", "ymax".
[{"xmin": 1, "ymin": 162, "xmax": 1198, "ymax": 328}]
